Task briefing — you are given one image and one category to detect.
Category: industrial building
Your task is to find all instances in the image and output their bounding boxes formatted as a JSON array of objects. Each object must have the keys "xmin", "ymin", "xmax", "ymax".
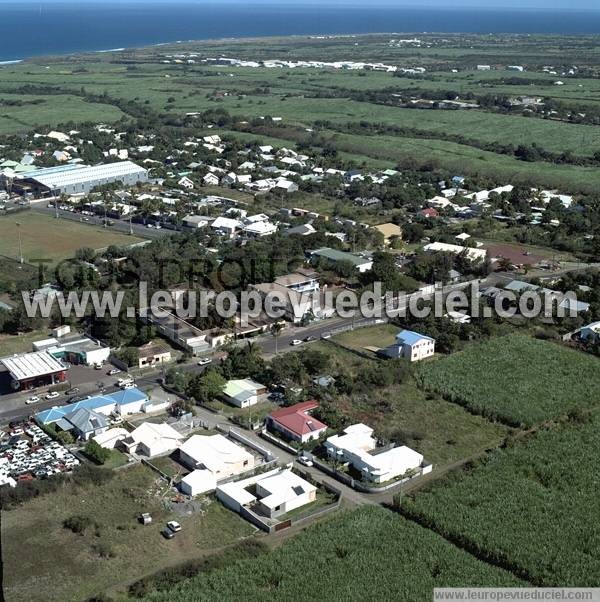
[
  {"xmin": 13, "ymin": 161, "xmax": 148, "ymax": 196},
  {"xmin": 0, "ymin": 350, "xmax": 67, "ymax": 391}
]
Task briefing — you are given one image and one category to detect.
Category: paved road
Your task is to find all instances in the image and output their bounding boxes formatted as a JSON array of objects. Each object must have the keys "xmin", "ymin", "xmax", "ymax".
[{"xmin": 32, "ymin": 205, "xmax": 175, "ymax": 241}]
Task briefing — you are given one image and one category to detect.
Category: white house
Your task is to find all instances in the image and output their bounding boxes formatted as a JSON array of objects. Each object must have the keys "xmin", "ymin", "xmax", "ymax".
[
  {"xmin": 423, "ymin": 242, "xmax": 487, "ymax": 262},
  {"xmin": 178, "ymin": 434, "xmax": 255, "ymax": 478},
  {"xmin": 120, "ymin": 422, "xmax": 184, "ymax": 457},
  {"xmin": 180, "ymin": 469, "xmax": 217, "ymax": 497},
  {"xmin": 216, "ymin": 468, "xmax": 316, "ymax": 518},
  {"xmin": 203, "ymin": 173, "xmax": 220, "ymax": 186},
  {"xmin": 243, "ymin": 220, "xmax": 278, "ymax": 237},
  {"xmin": 211, "ymin": 216, "xmax": 242, "ymax": 238},
  {"xmin": 381, "ymin": 330, "xmax": 435, "ymax": 362},
  {"xmin": 222, "ymin": 379, "xmax": 267, "ymax": 408},
  {"xmin": 324, "ymin": 423, "xmax": 427, "ymax": 484},
  {"xmin": 178, "ymin": 176, "xmax": 194, "ymax": 190}
]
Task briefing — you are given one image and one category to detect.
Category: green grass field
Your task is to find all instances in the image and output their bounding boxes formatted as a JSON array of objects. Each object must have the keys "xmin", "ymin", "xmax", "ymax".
[
  {"xmin": 1, "ymin": 464, "xmax": 255, "ymax": 602},
  {"xmin": 139, "ymin": 506, "xmax": 524, "ymax": 601},
  {"xmin": 0, "ymin": 212, "xmax": 145, "ymax": 264},
  {"xmin": 315, "ymin": 342, "xmax": 507, "ymax": 466},
  {"xmin": 418, "ymin": 334, "xmax": 600, "ymax": 427},
  {"xmin": 3, "ymin": 37, "xmax": 600, "ymax": 192},
  {"xmin": 401, "ymin": 414, "xmax": 600, "ymax": 586},
  {"xmin": 0, "ymin": 328, "xmax": 50, "ymax": 354},
  {"xmin": 332, "ymin": 323, "xmax": 399, "ymax": 351},
  {"xmin": 0, "ymin": 93, "xmax": 124, "ymax": 135}
]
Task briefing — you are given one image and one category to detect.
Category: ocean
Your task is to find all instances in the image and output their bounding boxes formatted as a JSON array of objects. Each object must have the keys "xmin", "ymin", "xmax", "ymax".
[{"xmin": 1, "ymin": 2, "xmax": 600, "ymax": 62}]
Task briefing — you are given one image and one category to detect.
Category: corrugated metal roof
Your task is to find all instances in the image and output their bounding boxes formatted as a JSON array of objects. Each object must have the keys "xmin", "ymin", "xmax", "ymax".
[
  {"xmin": 0, "ymin": 351, "xmax": 65, "ymax": 381},
  {"xmin": 27, "ymin": 161, "xmax": 146, "ymax": 189}
]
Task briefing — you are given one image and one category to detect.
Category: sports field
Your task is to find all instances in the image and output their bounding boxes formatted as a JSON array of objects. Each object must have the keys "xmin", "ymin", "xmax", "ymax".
[{"xmin": 0, "ymin": 212, "xmax": 145, "ymax": 264}]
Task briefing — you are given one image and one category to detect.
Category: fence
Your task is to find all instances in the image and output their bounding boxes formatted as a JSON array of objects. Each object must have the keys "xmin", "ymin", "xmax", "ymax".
[
  {"xmin": 320, "ymin": 317, "xmax": 390, "ymax": 340},
  {"xmin": 259, "ymin": 429, "xmax": 299, "ymax": 455},
  {"xmin": 218, "ymin": 425, "xmax": 277, "ymax": 462}
]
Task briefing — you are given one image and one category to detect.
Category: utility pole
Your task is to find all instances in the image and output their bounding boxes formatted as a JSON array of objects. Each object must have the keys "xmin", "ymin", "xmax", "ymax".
[
  {"xmin": 129, "ymin": 216, "xmax": 133, "ymax": 235},
  {"xmin": 15, "ymin": 222, "xmax": 23, "ymax": 265}
]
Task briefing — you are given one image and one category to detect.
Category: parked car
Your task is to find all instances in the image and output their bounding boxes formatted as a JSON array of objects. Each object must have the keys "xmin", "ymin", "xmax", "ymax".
[
  {"xmin": 290, "ymin": 339, "xmax": 303, "ymax": 346},
  {"xmin": 161, "ymin": 528, "xmax": 175, "ymax": 539},
  {"xmin": 320, "ymin": 333, "xmax": 331, "ymax": 340},
  {"xmin": 197, "ymin": 357, "xmax": 212, "ymax": 366},
  {"xmin": 25, "ymin": 396, "xmax": 40, "ymax": 405},
  {"xmin": 303, "ymin": 335, "xmax": 316, "ymax": 343},
  {"xmin": 65, "ymin": 387, "xmax": 80, "ymax": 395},
  {"xmin": 166, "ymin": 520, "xmax": 181, "ymax": 533},
  {"xmin": 108, "ymin": 368, "xmax": 121, "ymax": 376},
  {"xmin": 121, "ymin": 382, "xmax": 135, "ymax": 390},
  {"xmin": 45, "ymin": 392, "xmax": 60, "ymax": 400},
  {"xmin": 93, "ymin": 363, "xmax": 103, "ymax": 370},
  {"xmin": 297, "ymin": 455, "xmax": 313, "ymax": 467}
]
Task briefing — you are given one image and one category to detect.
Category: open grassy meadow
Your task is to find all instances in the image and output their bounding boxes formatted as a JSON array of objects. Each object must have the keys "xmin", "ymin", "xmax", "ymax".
[
  {"xmin": 332, "ymin": 323, "xmax": 399, "ymax": 351},
  {"xmin": 418, "ymin": 334, "xmax": 600, "ymax": 427},
  {"xmin": 0, "ymin": 93, "xmax": 124, "ymax": 135},
  {"xmin": 1, "ymin": 464, "xmax": 255, "ymax": 602},
  {"xmin": 0, "ymin": 212, "xmax": 144, "ymax": 264},
  {"xmin": 315, "ymin": 342, "xmax": 507, "ymax": 466}
]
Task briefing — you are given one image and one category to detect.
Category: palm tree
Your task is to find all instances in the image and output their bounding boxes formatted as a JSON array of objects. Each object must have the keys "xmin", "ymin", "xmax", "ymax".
[{"xmin": 270, "ymin": 322, "xmax": 284, "ymax": 354}]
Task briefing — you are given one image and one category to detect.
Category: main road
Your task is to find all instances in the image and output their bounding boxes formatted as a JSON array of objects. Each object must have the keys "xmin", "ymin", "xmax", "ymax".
[{"xmin": 31, "ymin": 204, "xmax": 175, "ymax": 240}]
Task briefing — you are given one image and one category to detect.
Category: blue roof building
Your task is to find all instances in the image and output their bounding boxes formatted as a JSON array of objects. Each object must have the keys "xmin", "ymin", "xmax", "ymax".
[
  {"xmin": 380, "ymin": 330, "xmax": 435, "ymax": 363},
  {"xmin": 36, "ymin": 387, "xmax": 148, "ymax": 425}
]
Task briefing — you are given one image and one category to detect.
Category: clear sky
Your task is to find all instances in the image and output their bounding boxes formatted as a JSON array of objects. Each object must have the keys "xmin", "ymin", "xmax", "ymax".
[{"xmin": 3, "ymin": 0, "xmax": 600, "ymax": 8}]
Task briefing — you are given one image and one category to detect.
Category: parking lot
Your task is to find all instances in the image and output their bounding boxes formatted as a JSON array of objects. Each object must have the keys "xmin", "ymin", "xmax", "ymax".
[{"xmin": 0, "ymin": 420, "xmax": 80, "ymax": 486}]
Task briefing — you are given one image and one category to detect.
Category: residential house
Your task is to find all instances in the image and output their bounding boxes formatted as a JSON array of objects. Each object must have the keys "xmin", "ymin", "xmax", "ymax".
[
  {"xmin": 308, "ymin": 248, "xmax": 373, "ymax": 273},
  {"xmin": 178, "ymin": 176, "xmax": 194, "ymax": 190},
  {"xmin": 380, "ymin": 330, "xmax": 435, "ymax": 362},
  {"xmin": 216, "ymin": 468, "xmax": 316, "ymax": 518},
  {"xmin": 203, "ymin": 173, "xmax": 220, "ymax": 186},
  {"xmin": 286, "ymin": 223, "xmax": 316, "ymax": 236},
  {"xmin": 373, "ymin": 223, "xmax": 403, "ymax": 245},
  {"xmin": 59, "ymin": 408, "xmax": 108, "ymax": 441},
  {"xmin": 222, "ymin": 379, "xmax": 267, "ymax": 408},
  {"xmin": 178, "ymin": 434, "xmax": 254, "ymax": 478},
  {"xmin": 266, "ymin": 400, "xmax": 328, "ymax": 444},
  {"xmin": 211, "ymin": 216, "xmax": 242, "ymax": 238},
  {"xmin": 423, "ymin": 242, "xmax": 487, "ymax": 262},
  {"xmin": 120, "ymin": 422, "xmax": 184, "ymax": 457},
  {"xmin": 324, "ymin": 423, "xmax": 428, "ymax": 484},
  {"xmin": 580, "ymin": 321, "xmax": 600, "ymax": 342},
  {"xmin": 137, "ymin": 343, "xmax": 172, "ymax": 369}
]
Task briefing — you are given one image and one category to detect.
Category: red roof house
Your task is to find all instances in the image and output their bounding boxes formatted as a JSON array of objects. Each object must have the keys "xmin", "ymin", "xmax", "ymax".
[
  {"xmin": 267, "ymin": 400, "xmax": 328, "ymax": 444},
  {"xmin": 419, "ymin": 208, "xmax": 439, "ymax": 219}
]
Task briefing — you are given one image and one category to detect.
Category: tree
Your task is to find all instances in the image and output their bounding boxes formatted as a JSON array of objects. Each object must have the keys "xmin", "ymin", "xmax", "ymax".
[
  {"xmin": 84, "ymin": 439, "xmax": 111, "ymax": 465},
  {"xmin": 270, "ymin": 322, "xmax": 284, "ymax": 354},
  {"xmin": 187, "ymin": 370, "xmax": 226, "ymax": 404},
  {"xmin": 63, "ymin": 514, "xmax": 92, "ymax": 535}
]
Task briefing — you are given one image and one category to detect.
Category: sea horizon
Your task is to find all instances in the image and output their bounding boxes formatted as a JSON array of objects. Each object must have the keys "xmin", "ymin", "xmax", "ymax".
[{"xmin": 2, "ymin": 3, "xmax": 600, "ymax": 63}]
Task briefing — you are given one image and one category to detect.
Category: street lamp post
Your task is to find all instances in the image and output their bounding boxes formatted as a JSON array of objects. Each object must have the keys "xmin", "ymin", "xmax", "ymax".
[{"xmin": 15, "ymin": 221, "xmax": 23, "ymax": 265}]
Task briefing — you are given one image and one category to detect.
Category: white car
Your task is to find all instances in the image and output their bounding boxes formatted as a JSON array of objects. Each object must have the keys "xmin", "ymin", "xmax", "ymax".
[
  {"xmin": 25, "ymin": 396, "xmax": 40, "ymax": 405},
  {"xmin": 45, "ymin": 391, "xmax": 60, "ymax": 400},
  {"xmin": 290, "ymin": 339, "xmax": 303, "ymax": 346},
  {"xmin": 197, "ymin": 357, "xmax": 212, "ymax": 366},
  {"xmin": 108, "ymin": 368, "xmax": 121, "ymax": 376},
  {"xmin": 121, "ymin": 382, "xmax": 135, "ymax": 390},
  {"xmin": 297, "ymin": 455, "xmax": 313, "ymax": 467},
  {"xmin": 166, "ymin": 520, "xmax": 181, "ymax": 533}
]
